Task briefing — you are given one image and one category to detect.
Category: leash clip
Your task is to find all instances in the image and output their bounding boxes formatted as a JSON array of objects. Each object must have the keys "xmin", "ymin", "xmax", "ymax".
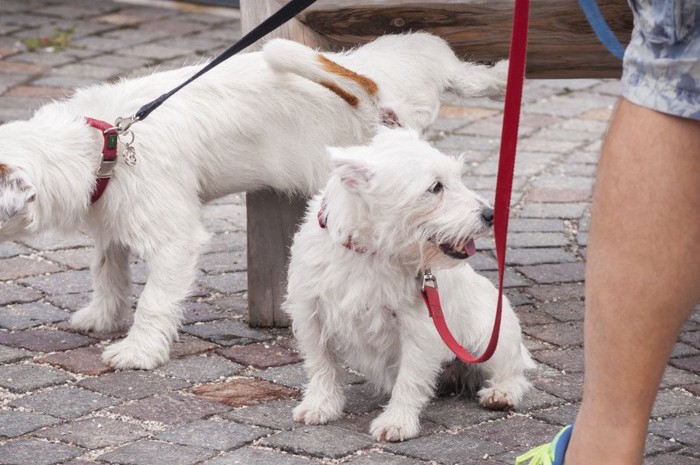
[
  {"xmin": 112, "ymin": 115, "xmax": 139, "ymax": 134},
  {"xmin": 109, "ymin": 115, "xmax": 139, "ymax": 166},
  {"xmin": 420, "ymin": 268, "xmax": 438, "ymax": 291}
]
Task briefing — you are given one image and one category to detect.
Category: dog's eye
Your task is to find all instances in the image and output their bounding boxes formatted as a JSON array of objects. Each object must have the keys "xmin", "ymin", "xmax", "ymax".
[{"xmin": 428, "ymin": 181, "xmax": 443, "ymax": 194}]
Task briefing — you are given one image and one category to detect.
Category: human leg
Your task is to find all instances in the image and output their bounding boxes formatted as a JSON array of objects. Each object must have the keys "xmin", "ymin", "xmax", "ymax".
[{"xmin": 563, "ymin": 98, "xmax": 700, "ymax": 465}]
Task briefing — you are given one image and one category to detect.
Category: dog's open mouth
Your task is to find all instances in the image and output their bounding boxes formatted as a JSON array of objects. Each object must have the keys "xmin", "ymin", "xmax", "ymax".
[{"xmin": 438, "ymin": 239, "xmax": 477, "ymax": 259}]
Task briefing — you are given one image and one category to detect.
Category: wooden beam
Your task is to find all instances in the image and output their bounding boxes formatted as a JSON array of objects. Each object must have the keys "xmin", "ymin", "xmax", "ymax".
[{"xmin": 296, "ymin": 0, "xmax": 632, "ymax": 79}]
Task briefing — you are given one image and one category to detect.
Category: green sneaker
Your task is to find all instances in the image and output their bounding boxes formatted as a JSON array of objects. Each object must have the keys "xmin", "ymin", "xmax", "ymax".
[{"xmin": 515, "ymin": 424, "xmax": 573, "ymax": 465}]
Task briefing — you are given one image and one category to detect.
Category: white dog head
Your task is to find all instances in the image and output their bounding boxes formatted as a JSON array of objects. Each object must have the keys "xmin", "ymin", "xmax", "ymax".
[{"xmin": 323, "ymin": 128, "xmax": 493, "ymax": 269}]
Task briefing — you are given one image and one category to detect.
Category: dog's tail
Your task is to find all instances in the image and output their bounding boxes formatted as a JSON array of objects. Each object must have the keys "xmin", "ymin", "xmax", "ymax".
[
  {"xmin": 263, "ymin": 39, "xmax": 379, "ymax": 109},
  {"xmin": 447, "ymin": 60, "xmax": 509, "ymax": 101}
]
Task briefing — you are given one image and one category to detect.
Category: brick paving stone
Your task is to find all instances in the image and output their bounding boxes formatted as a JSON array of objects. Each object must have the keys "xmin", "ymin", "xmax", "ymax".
[
  {"xmin": 18, "ymin": 269, "xmax": 94, "ymax": 295},
  {"xmin": 199, "ymin": 251, "xmax": 247, "ymax": 274},
  {"xmin": 661, "ymin": 366, "xmax": 700, "ymax": 389},
  {"xmin": 685, "ymin": 384, "xmax": 700, "ymax": 396},
  {"xmin": 261, "ymin": 425, "xmax": 374, "ymax": 459},
  {"xmin": 482, "ymin": 269, "xmax": 530, "ymax": 288},
  {"xmin": 506, "ymin": 248, "xmax": 578, "ymax": 266},
  {"xmin": 155, "ymin": 354, "xmax": 242, "ymax": 382},
  {"xmin": 218, "ymin": 342, "xmax": 302, "ymax": 369},
  {"xmin": 651, "ymin": 390, "xmax": 700, "ymax": 419},
  {"xmin": 513, "ymin": 387, "xmax": 567, "ymax": 412},
  {"xmin": 649, "ymin": 414, "xmax": 700, "ymax": 446},
  {"xmin": 200, "ymin": 271, "xmax": 248, "ymax": 294},
  {"xmin": 344, "ymin": 451, "xmax": 430, "ymax": 464},
  {"xmin": 533, "ymin": 347, "xmax": 584, "ymax": 373},
  {"xmin": 5, "ymin": 85, "xmax": 70, "ymax": 98},
  {"xmin": 97, "ymin": 439, "xmax": 216, "ymax": 465},
  {"xmin": 0, "ymin": 256, "xmax": 61, "ymax": 281},
  {"xmin": 34, "ymin": 417, "xmax": 148, "ymax": 448},
  {"xmin": 531, "ymin": 402, "xmax": 578, "ymax": 426},
  {"xmin": 0, "ymin": 410, "xmax": 61, "ymax": 438},
  {"xmin": 79, "ymin": 370, "xmax": 191, "ymax": 400},
  {"xmin": 519, "ymin": 203, "xmax": 587, "ymax": 219},
  {"xmin": 524, "ymin": 321, "xmax": 584, "ymax": 347},
  {"xmin": 182, "ymin": 319, "xmax": 272, "ymax": 346},
  {"xmin": 111, "ymin": 393, "xmax": 230, "ymax": 425},
  {"xmin": 682, "ymin": 331, "xmax": 700, "ymax": 349},
  {"xmin": 10, "ymin": 385, "xmax": 118, "ymax": 419},
  {"xmin": 647, "ymin": 454, "xmax": 700, "ymax": 465},
  {"xmin": 46, "ymin": 292, "xmax": 91, "ymax": 311},
  {"xmin": 224, "ymin": 399, "xmax": 299, "ymax": 431},
  {"xmin": 475, "ymin": 416, "xmax": 564, "ymax": 453},
  {"xmin": 672, "ymin": 356, "xmax": 700, "ymax": 374},
  {"xmin": 170, "ymin": 333, "xmax": 218, "ymax": 358},
  {"xmin": 0, "ymin": 438, "xmax": 83, "ymax": 465},
  {"xmin": 35, "ymin": 345, "xmax": 113, "ymax": 375},
  {"xmin": 42, "ymin": 248, "xmax": 92, "ymax": 270},
  {"xmin": 517, "ymin": 262, "xmax": 585, "ymax": 284},
  {"xmin": 525, "ymin": 283, "xmax": 585, "ymax": 302},
  {"xmin": 538, "ymin": 300, "xmax": 584, "ymax": 322},
  {"xmin": 0, "ymin": 282, "xmax": 42, "ymax": 305},
  {"xmin": 182, "ymin": 301, "xmax": 228, "ymax": 325},
  {"xmin": 206, "ymin": 447, "xmax": 321, "ymax": 465},
  {"xmin": 509, "ymin": 219, "xmax": 565, "ymax": 233},
  {"xmin": 0, "ymin": 301, "xmax": 70, "ymax": 330},
  {"xmin": 342, "ymin": 382, "xmax": 387, "ymax": 415},
  {"xmin": 384, "ymin": 430, "xmax": 505, "ymax": 464},
  {"xmin": 0, "ymin": 328, "xmax": 96, "ymax": 351},
  {"xmin": 507, "ymin": 232, "xmax": 569, "ymax": 248},
  {"xmin": 527, "ymin": 187, "xmax": 592, "ymax": 203},
  {"xmin": 532, "ymin": 373, "xmax": 584, "ymax": 402},
  {"xmin": 252, "ymin": 362, "xmax": 308, "ymax": 390},
  {"xmin": 422, "ymin": 397, "xmax": 507, "ymax": 428},
  {"xmin": 192, "ymin": 378, "xmax": 299, "ymax": 408},
  {"xmin": 0, "ymin": 363, "xmax": 70, "ymax": 392},
  {"xmin": 0, "ymin": 241, "xmax": 30, "ymax": 258},
  {"xmin": 514, "ymin": 305, "xmax": 558, "ymax": 326},
  {"xmin": 0, "ymin": 344, "xmax": 31, "ymax": 363},
  {"xmin": 156, "ymin": 418, "xmax": 272, "ymax": 450}
]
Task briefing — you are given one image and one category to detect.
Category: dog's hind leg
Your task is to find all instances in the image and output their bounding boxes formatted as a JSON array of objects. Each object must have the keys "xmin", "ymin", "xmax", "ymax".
[
  {"xmin": 291, "ymin": 303, "xmax": 346, "ymax": 425},
  {"xmin": 102, "ymin": 221, "xmax": 210, "ymax": 370},
  {"xmin": 71, "ymin": 241, "xmax": 132, "ymax": 333}
]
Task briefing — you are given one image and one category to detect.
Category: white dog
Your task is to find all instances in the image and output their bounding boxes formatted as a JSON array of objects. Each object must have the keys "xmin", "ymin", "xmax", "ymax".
[
  {"xmin": 285, "ymin": 128, "xmax": 534, "ymax": 442},
  {"xmin": 0, "ymin": 33, "xmax": 507, "ymax": 370}
]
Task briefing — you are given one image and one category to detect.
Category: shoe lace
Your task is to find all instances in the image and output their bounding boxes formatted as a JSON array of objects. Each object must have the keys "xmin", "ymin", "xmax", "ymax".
[{"xmin": 515, "ymin": 442, "xmax": 554, "ymax": 465}]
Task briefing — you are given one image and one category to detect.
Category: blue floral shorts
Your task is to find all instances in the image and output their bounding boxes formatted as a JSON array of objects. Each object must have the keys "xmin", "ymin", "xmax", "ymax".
[{"xmin": 622, "ymin": 0, "xmax": 700, "ymax": 120}]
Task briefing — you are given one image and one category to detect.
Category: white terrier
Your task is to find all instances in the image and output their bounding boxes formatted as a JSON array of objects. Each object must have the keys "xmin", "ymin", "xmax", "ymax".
[
  {"xmin": 0, "ymin": 33, "xmax": 507, "ymax": 370},
  {"xmin": 285, "ymin": 128, "xmax": 534, "ymax": 442}
]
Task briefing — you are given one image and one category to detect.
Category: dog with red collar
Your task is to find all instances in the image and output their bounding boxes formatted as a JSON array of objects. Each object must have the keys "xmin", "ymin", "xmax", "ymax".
[
  {"xmin": 0, "ymin": 33, "xmax": 507, "ymax": 370},
  {"xmin": 285, "ymin": 128, "xmax": 533, "ymax": 442}
]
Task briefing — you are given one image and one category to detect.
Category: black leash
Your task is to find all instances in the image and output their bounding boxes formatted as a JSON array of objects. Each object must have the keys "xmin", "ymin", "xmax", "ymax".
[{"xmin": 113, "ymin": 0, "xmax": 317, "ymax": 135}]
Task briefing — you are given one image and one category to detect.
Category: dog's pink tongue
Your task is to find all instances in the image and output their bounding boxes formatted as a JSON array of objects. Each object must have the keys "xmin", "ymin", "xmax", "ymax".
[{"xmin": 466, "ymin": 239, "xmax": 477, "ymax": 257}]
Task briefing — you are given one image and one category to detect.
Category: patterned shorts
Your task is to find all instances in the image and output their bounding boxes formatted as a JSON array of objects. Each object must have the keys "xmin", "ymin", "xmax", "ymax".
[{"xmin": 622, "ymin": 0, "xmax": 700, "ymax": 120}]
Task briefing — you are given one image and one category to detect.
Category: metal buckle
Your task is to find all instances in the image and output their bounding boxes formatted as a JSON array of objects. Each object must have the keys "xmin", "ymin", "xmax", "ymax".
[
  {"xmin": 109, "ymin": 115, "xmax": 139, "ymax": 135},
  {"xmin": 96, "ymin": 156, "xmax": 117, "ymax": 179},
  {"xmin": 420, "ymin": 268, "xmax": 438, "ymax": 291}
]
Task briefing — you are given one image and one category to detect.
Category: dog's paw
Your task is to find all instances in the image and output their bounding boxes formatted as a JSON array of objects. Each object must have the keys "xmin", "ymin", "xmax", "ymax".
[
  {"xmin": 370, "ymin": 410, "xmax": 420, "ymax": 442},
  {"xmin": 101, "ymin": 338, "xmax": 168, "ymax": 370},
  {"xmin": 71, "ymin": 305, "xmax": 130, "ymax": 333},
  {"xmin": 293, "ymin": 399, "xmax": 343, "ymax": 425},
  {"xmin": 478, "ymin": 386, "xmax": 517, "ymax": 410}
]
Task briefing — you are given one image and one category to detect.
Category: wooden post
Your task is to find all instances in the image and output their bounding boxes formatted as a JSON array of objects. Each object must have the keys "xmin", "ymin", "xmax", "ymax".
[{"xmin": 240, "ymin": 0, "xmax": 330, "ymax": 327}]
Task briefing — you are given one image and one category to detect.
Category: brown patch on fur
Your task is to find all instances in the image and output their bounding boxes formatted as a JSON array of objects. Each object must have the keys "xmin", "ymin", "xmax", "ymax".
[
  {"xmin": 319, "ymin": 81, "xmax": 359, "ymax": 107},
  {"xmin": 0, "ymin": 164, "xmax": 7, "ymax": 177},
  {"xmin": 318, "ymin": 55, "xmax": 378, "ymax": 97}
]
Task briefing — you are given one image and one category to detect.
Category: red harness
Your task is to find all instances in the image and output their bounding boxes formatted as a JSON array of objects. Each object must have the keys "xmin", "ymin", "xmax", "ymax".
[{"xmin": 85, "ymin": 117, "xmax": 119, "ymax": 204}]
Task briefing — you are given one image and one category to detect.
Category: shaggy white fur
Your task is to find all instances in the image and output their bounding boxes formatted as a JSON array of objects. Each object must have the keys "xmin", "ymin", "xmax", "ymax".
[
  {"xmin": 0, "ymin": 33, "xmax": 507, "ymax": 370},
  {"xmin": 285, "ymin": 128, "xmax": 534, "ymax": 442}
]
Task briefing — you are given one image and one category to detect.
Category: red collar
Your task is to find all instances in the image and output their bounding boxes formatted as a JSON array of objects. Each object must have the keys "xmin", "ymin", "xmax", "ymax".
[
  {"xmin": 85, "ymin": 117, "xmax": 118, "ymax": 204},
  {"xmin": 317, "ymin": 200, "xmax": 367, "ymax": 253}
]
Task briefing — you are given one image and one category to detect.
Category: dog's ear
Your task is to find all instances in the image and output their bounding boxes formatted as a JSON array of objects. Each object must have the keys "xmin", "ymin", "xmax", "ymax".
[
  {"xmin": 330, "ymin": 154, "xmax": 373, "ymax": 193},
  {"xmin": 0, "ymin": 163, "xmax": 36, "ymax": 228}
]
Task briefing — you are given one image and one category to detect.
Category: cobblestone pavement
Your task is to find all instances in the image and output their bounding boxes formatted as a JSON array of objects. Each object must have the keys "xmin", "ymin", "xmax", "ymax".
[{"xmin": 1, "ymin": 1, "xmax": 699, "ymax": 464}]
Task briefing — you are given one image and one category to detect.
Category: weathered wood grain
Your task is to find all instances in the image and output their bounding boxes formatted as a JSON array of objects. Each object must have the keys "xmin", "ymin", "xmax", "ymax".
[{"xmin": 296, "ymin": 1, "xmax": 632, "ymax": 78}]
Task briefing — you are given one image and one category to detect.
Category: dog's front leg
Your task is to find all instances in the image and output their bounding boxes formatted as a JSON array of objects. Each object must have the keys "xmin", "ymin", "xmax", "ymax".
[
  {"xmin": 102, "ymin": 225, "xmax": 209, "ymax": 370},
  {"xmin": 71, "ymin": 242, "xmax": 132, "ymax": 333},
  {"xmin": 291, "ymin": 307, "xmax": 346, "ymax": 425},
  {"xmin": 370, "ymin": 321, "xmax": 442, "ymax": 442}
]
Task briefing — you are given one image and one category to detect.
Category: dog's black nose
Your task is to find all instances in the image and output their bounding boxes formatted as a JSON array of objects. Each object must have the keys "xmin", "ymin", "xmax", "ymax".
[{"xmin": 481, "ymin": 207, "xmax": 494, "ymax": 226}]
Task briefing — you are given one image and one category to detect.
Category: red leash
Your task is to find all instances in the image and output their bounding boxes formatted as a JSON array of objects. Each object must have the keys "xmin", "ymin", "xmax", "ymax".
[{"xmin": 421, "ymin": 0, "xmax": 531, "ymax": 363}]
